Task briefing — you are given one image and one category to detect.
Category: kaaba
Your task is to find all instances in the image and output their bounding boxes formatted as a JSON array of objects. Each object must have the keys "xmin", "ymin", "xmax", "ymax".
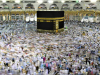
[{"xmin": 37, "ymin": 11, "xmax": 64, "ymax": 33}]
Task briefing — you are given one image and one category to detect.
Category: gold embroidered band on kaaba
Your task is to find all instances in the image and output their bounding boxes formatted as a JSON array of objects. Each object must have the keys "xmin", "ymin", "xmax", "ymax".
[
  {"xmin": 37, "ymin": 17, "xmax": 64, "ymax": 22},
  {"xmin": 37, "ymin": 17, "xmax": 64, "ymax": 20}
]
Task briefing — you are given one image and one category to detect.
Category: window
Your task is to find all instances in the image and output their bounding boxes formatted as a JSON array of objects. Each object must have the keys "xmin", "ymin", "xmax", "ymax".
[
  {"xmin": 16, "ymin": 16, "xmax": 19, "ymax": 20},
  {"xmin": 84, "ymin": 17, "xmax": 88, "ymax": 19},
  {"xmin": 12, "ymin": 15, "xmax": 15, "ymax": 20},
  {"xmin": 21, "ymin": 15, "xmax": 23, "ymax": 20},
  {"xmin": 0, "ymin": 16, "xmax": 3, "ymax": 21},
  {"xmin": 5, "ymin": 16, "xmax": 7, "ymax": 20},
  {"xmin": 8, "ymin": 15, "xmax": 9, "ymax": 20},
  {"xmin": 89, "ymin": 16, "xmax": 94, "ymax": 18}
]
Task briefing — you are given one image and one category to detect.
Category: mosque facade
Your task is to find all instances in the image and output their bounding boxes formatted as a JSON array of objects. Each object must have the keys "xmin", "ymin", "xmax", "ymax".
[{"xmin": 0, "ymin": 1, "xmax": 100, "ymax": 22}]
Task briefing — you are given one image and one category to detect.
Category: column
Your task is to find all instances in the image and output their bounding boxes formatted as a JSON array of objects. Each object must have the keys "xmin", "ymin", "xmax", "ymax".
[
  {"xmin": 35, "ymin": 13, "xmax": 37, "ymax": 21},
  {"xmin": 68, "ymin": 14, "xmax": 69, "ymax": 20},
  {"xmin": 19, "ymin": 13, "xmax": 21, "ymax": 20},
  {"xmin": 7, "ymin": 14, "xmax": 8, "ymax": 21},
  {"xmin": 69, "ymin": 14, "xmax": 72, "ymax": 20},
  {"xmin": 15, "ymin": 14, "xmax": 16, "ymax": 21},
  {"xmin": 3, "ymin": 15, "xmax": 5, "ymax": 21},
  {"xmin": 78, "ymin": 14, "xmax": 79, "ymax": 21},
  {"xmin": 74, "ymin": 14, "xmax": 76, "ymax": 21},
  {"xmin": 24, "ymin": 13, "xmax": 26, "ymax": 21},
  {"xmin": 10, "ymin": 14, "xmax": 11, "ymax": 21},
  {"xmin": 80, "ymin": 13, "xmax": 82, "ymax": 21},
  {"xmin": 1, "ymin": 15, "xmax": 3, "ymax": 21},
  {"xmin": 65, "ymin": 14, "xmax": 67, "ymax": 21},
  {"xmin": 22, "ymin": 12, "xmax": 23, "ymax": 20}
]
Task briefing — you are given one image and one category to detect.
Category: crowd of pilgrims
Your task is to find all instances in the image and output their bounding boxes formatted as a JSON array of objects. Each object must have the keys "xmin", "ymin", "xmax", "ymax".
[{"xmin": 0, "ymin": 20, "xmax": 99, "ymax": 75}]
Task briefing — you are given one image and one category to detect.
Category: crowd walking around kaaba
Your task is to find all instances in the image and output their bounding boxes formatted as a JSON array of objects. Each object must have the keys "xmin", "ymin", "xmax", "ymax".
[{"xmin": 0, "ymin": 21, "xmax": 99, "ymax": 75}]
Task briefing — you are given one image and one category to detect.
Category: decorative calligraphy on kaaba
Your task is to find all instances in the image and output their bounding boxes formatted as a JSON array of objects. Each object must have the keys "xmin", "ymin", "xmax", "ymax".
[{"xmin": 37, "ymin": 11, "xmax": 64, "ymax": 32}]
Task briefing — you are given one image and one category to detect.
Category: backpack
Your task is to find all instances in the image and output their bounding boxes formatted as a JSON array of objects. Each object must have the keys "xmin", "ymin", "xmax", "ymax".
[
  {"xmin": 46, "ymin": 63, "xmax": 48, "ymax": 67},
  {"xmin": 48, "ymin": 63, "xmax": 50, "ymax": 68}
]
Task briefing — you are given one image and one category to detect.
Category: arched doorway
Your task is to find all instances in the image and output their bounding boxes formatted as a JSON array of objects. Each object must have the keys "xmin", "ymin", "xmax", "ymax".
[
  {"xmin": 11, "ymin": 3, "xmax": 23, "ymax": 21},
  {"xmin": 61, "ymin": 4, "xmax": 70, "ymax": 20},
  {"xmin": 30, "ymin": 14, "xmax": 35, "ymax": 22},
  {"xmin": 25, "ymin": 3, "xmax": 35, "ymax": 22},
  {"xmin": 86, "ymin": 3, "xmax": 97, "ymax": 10},
  {"xmin": 0, "ymin": 3, "xmax": 9, "ymax": 21},
  {"xmin": 73, "ymin": 3, "xmax": 82, "ymax": 10},
  {"xmin": 0, "ymin": 6, "xmax": 3, "ymax": 21},
  {"xmin": 49, "ymin": 4, "xmax": 59, "ymax": 10},
  {"xmin": 73, "ymin": 3, "xmax": 82, "ymax": 21},
  {"xmin": 61, "ymin": 4, "xmax": 70, "ymax": 10},
  {"xmin": 25, "ymin": 3, "xmax": 35, "ymax": 9},
  {"xmin": 38, "ymin": 4, "xmax": 47, "ymax": 11},
  {"xmin": 12, "ymin": 3, "xmax": 22, "ymax": 9},
  {"xmin": 25, "ymin": 13, "xmax": 30, "ymax": 23}
]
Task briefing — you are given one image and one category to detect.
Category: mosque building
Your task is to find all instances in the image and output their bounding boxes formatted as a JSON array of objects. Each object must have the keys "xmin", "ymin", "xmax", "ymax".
[{"xmin": 0, "ymin": 0, "xmax": 100, "ymax": 75}]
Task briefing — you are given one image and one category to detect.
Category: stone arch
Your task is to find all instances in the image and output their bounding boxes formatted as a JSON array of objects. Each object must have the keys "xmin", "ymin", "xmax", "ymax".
[
  {"xmin": 38, "ymin": 4, "xmax": 47, "ymax": 10},
  {"xmin": 86, "ymin": 3, "xmax": 97, "ymax": 10},
  {"xmin": 25, "ymin": 3, "xmax": 35, "ymax": 9},
  {"xmin": 61, "ymin": 4, "xmax": 70, "ymax": 10},
  {"xmin": 1, "ymin": 3, "xmax": 9, "ymax": 9},
  {"xmin": 49, "ymin": 4, "xmax": 59, "ymax": 10},
  {"xmin": 73, "ymin": 3, "xmax": 82, "ymax": 10},
  {"xmin": 12, "ymin": 3, "xmax": 22, "ymax": 9}
]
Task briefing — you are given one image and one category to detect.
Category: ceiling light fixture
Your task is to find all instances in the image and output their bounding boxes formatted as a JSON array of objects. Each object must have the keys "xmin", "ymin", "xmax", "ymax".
[
  {"xmin": 2, "ymin": 0, "xmax": 6, "ymax": 3},
  {"xmin": 90, "ymin": 0, "xmax": 97, "ymax": 3},
  {"xmin": 37, "ymin": 0, "xmax": 43, "ymax": 3},
  {"xmin": 61, "ymin": 0, "xmax": 65, "ymax": 3},
  {"xmin": 48, "ymin": 0, "xmax": 53, "ymax": 3},
  {"xmin": 79, "ymin": 0, "xmax": 81, "ymax": 2},
  {"xmin": 15, "ymin": 0, "xmax": 20, "ymax": 3}
]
